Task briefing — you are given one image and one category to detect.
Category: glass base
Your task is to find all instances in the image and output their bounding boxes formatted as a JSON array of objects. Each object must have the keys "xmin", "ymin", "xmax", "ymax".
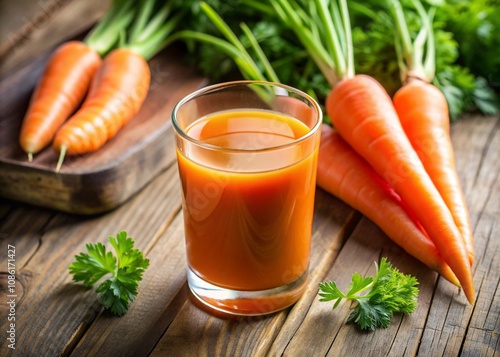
[{"xmin": 187, "ymin": 268, "xmax": 308, "ymax": 316}]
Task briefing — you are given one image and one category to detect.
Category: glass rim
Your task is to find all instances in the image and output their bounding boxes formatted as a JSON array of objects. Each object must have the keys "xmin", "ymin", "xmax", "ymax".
[{"xmin": 171, "ymin": 80, "xmax": 323, "ymax": 153}]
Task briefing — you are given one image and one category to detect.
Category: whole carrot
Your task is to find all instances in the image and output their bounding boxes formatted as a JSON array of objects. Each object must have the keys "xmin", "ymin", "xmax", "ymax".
[
  {"xmin": 19, "ymin": 42, "xmax": 101, "ymax": 160},
  {"xmin": 325, "ymin": 74, "xmax": 474, "ymax": 303},
  {"xmin": 317, "ymin": 124, "xmax": 459, "ymax": 286},
  {"xmin": 18, "ymin": 0, "xmax": 135, "ymax": 160},
  {"xmin": 388, "ymin": 0, "xmax": 474, "ymax": 265},
  {"xmin": 272, "ymin": 0, "xmax": 474, "ymax": 303},
  {"xmin": 393, "ymin": 80, "xmax": 474, "ymax": 265},
  {"xmin": 52, "ymin": 0, "xmax": 182, "ymax": 170},
  {"xmin": 52, "ymin": 48, "xmax": 150, "ymax": 167}
]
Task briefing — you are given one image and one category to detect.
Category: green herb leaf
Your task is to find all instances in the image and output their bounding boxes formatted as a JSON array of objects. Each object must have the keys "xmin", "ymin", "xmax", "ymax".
[
  {"xmin": 68, "ymin": 231, "xmax": 150, "ymax": 316},
  {"xmin": 347, "ymin": 299, "xmax": 392, "ymax": 330},
  {"xmin": 319, "ymin": 258, "xmax": 419, "ymax": 331}
]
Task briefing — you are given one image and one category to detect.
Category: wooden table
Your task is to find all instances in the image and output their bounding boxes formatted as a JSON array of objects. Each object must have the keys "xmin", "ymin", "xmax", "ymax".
[
  {"xmin": 0, "ymin": 2, "xmax": 499, "ymax": 356},
  {"xmin": 0, "ymin": 115, "xmax": 498, "ymax": 357}
]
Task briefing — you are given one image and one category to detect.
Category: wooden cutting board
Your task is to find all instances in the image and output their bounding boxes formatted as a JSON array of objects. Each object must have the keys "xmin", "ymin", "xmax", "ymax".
[{"xmin": 0, "ymin": 45, "xmax": 208, "ymax": 214}]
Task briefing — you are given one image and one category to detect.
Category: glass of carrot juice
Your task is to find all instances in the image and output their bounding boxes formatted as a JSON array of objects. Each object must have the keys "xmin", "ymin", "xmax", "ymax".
[{"xmin": 172, "ymin": 81, "xmax": 322, "ymax": 316}]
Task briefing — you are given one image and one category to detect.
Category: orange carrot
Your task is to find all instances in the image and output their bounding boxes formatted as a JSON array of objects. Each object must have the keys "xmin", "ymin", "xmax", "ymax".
[
  {"xmin": 387, "ymin": 0, "xmax": 475, "ymax": 265},
  {"xmin": 393, "ymin": 80, "xmax": 474, "ymax": 265},
  {"xmin": 325, "ymin": 74, "xmax": 474, "ymax": 303},
  {"xmin": 227, "ymin": 0, "xmax": 475, "ymax": 302},
  {"xmin": 18, "ymin": 1, "xmax": 136, "ymax": 160},
  {"xmin": 272, "ymin": 0, "xmax": 475, "ymax": 303},
  {"xmin": 19, "ymin": 41, "xmax": 101, "ymax": 160},
  {"xmin": 51, "ymin": 1, "xmax": 181, "ymax": 170},
  {"xmin": 317, "ymin": 124, "xmax": 459, "ymax": 286},
  {"xmin": 52, "ymin": 48, "xmax": 150, "ymax": 167}
]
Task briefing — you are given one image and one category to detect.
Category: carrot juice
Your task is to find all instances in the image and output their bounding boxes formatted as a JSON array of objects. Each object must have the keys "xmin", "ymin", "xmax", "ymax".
[
  {"xmin": 177, "ymin": 109, "xmax": 318, "ymax": 291},
  {"xmin": 172, "ymin": 81, "xmax": 322, "ymax": 315}
]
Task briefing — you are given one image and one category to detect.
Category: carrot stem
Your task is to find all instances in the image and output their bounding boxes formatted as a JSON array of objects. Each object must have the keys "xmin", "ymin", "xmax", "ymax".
[
  {"xmin": 271, "ymin": 0, "xmax": 337, "ymax": 85},
  {"xmin": 314, "ymin": 0, "xmax": 346, "ymax": 78},
  {"xmin": 84, "ymin": 0, "xmax": 136, "ymax": 56},
  {"xmin": 128, "ymin": 0, "xmax": 156, "ymax": 44},
  {"xmin": 200, "ymin": 2, "xmax": 265, "ymax": 79},
  {"xmin": 120, "ymin": 0, "xmax": 182, "ymax": 60},
  {"xmin": 240, "ymin": 23, "xmax": 280, "ymax": 83},
  {"xmin": 339, "ymin": 0, "xmax": 355, "ymax": 78},
  {"xmin": 163, "ymin": 2, "xmax": 273, "ymax": 85},
  {"xmin": 388, "ymin": 0, "xmax": 432, "ymax": 82},
  {"xmin": 134, "ymin": 1, "xmax": 173, "ymax": 44},
  {"xmin": 127, "ymin": 12, "xmax": 183, "ymax": 60}
]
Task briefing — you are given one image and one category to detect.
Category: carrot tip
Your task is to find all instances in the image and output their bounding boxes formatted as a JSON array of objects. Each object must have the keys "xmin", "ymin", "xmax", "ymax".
[
  {"xmin": 56, "ymin": 146, "xmax": 67, "ymax": 172},
  {"xmin": 27, "ymin": 153, "xmax": 33, "ymax": 162}
]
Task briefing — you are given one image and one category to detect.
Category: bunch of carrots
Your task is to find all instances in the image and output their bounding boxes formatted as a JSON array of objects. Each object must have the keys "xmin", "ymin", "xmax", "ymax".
[
  {"xmin": 179, "ymin": 1, "xmax": 475, "ymax": 304},
  {"xmin": 270, "ymin": 0, "xmax": 475, "ymax": 303},
  {"xmin": 19, "ymin": 0, "xmax": 181, "ymax": 170}
]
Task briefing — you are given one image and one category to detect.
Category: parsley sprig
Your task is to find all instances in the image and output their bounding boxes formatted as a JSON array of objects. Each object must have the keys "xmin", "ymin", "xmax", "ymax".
[
  {"xmin": 69, "ymin": 231, "xmax": 150, "ymax": 316},
  {"xmin": 319, "ymin": 258, "xmax": 419, "ymax": 331}
]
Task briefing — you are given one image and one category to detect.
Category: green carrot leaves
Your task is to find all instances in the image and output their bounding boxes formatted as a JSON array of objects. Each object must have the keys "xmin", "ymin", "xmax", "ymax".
[
  {"xmin": 68, "ymin": 231, "xmax": 150, "ymax": 316},
  {"xmin": 319, "ymin": 258, "xmax": 419, "ymax": 331}
]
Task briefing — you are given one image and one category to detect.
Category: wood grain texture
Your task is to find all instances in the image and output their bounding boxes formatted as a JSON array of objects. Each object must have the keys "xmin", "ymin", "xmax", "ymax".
[
  {"xmin": 0, "ymin": 161, "xmax": 186, "ymax": 356},
  {"xmin": 0, "ymin": 116, "xmax": 498, "ymax": 357},
  {"xmin": 0, "ymin": 0, "xmax": 110, "ymax": 75},
  {"xmin": 69, "ymin": 165, "xmax": 186, "ymax": 357},
  {"xmin": 419, "ymin": 117, "xmax": 500, "ymax": 357}
]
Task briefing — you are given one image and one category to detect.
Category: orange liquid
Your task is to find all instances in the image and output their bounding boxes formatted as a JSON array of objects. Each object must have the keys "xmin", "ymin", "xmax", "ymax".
[{"xmin": 176, "ymin": 109, "xmax": 318, "ymax": 291}]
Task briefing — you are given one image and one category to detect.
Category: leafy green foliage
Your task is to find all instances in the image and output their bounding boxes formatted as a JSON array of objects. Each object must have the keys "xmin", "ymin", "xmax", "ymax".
[
  {"xmin": 350, "ymin": 5, "xmax": 402, "ymax": 96},
  {"xmin": 172, "ymin": 0, "xmax": 499, "ymax": 120},
  {"xmin": 438, "ymin": 0, "xmax": 500, "ymax": 90},
  {"xmin": 349, "ymin": 0, "xmax": 499, "ymax": 120},
  {"xmin": 69, "ymin": 231, "xmax": 150, "ymax": 316},
  {"xmin": 319, "ymin": 258, "xmax": 419, "ymax": 331}
]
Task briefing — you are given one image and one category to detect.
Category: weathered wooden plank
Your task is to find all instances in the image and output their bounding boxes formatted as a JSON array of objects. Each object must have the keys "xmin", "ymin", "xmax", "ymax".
[
  {"xmin": 450, "ymin": 116, "xmax": 499, "ymax": 229},
  {"xmin": 0, "ymin": 113, "xmax": 496, "ymax": 356},
  {"xmin": 65, "ymin": 161, "xmax": 185, "ymax": 355},
  {"xmin": 0, "ymin": 201, "xmax": 13, "ymax": 220},
  {"xmin": 0, "ymin": 162, "xmax": 184, "ymax": 356},
  {"xmin": 0, "ymin": 206, "xmax": 54, "ymax": 271},
  {"xmin": 69, "ymin": 212, "xmax": 187, "ymax": 357},
  {"xmin": 0, "ymin": 0, "xmax": 109, "ymax": 76},
  {"xmin": 460, "ymin": 117, "xmax": 500, "ymax": 357},
  {"xmin": 418, "ymin": 116, "xmax": 500, "ymax": 357}
]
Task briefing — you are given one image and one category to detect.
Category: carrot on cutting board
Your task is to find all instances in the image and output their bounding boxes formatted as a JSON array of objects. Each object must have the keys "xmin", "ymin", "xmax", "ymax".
[
  {"xmin": 18, "ymin": 0, "xmax": 135, "ymax": 160},
  {"xmin": 19, "ymin": 43, "xmax": 100, "ymax": 161},
  {"xmin": 52, "ymin": 48, "xmax": 150, "ymax": 163},
  {"xmin": 318, "ymin": 124, "xmax": 459, "ymax": 286},
  {"xmin": 52, "ymin": 0, "xmax": 182, "ymax": 170},
  {"xmin": 388, "ymin": 0, "xmax": 475, "ymax": 265},
  {"xmin": 273, "ymin": 0, "xmax": 474, "ymax": 303}
]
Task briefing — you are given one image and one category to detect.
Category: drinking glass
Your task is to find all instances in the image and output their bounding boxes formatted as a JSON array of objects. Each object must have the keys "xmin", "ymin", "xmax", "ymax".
[{"xmin": 172, "ymin": 81, "xmax": 322, "ymax": 315}]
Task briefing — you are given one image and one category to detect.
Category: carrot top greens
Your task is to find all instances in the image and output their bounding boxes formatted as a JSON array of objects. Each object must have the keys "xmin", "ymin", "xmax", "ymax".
[
  {"xmin": 319, "ymin": 258, "xmax": 419, "ymax": 331},
  {"xmin": 69, "ymin": 231, "xmax": 149, "ymax": 316},
  {"xmin": 387, "ymin": 0, "xmax": 436, "ymax": 84},
  {"xmin": 173, "ymin": 0, "xmax": 499, "ymax": 120},
  {"xmin": 85, "ymin": 0, "xmax": 182, "ymax": 60}
]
